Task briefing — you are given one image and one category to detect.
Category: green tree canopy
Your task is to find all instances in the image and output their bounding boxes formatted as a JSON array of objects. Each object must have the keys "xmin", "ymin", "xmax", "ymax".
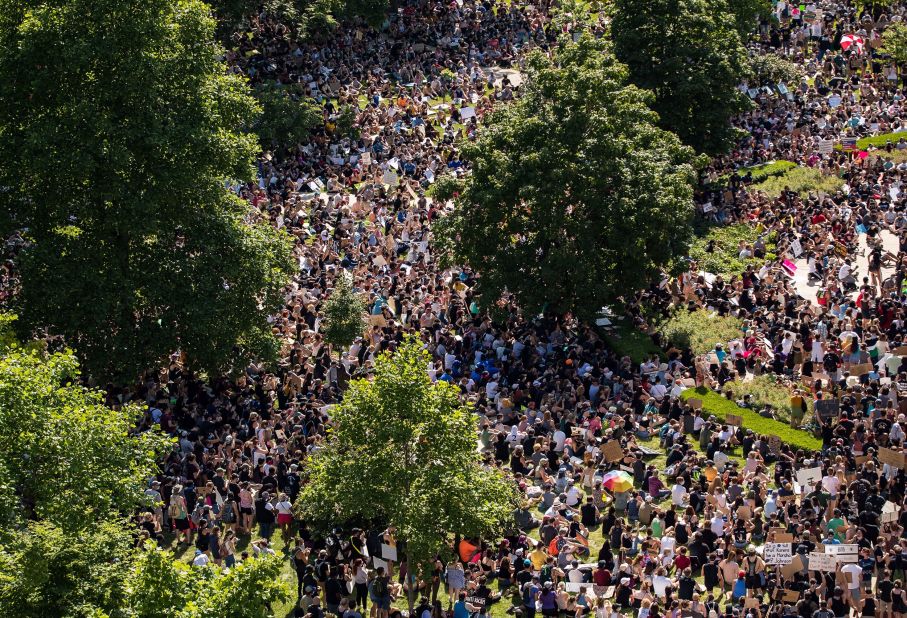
[
  {"xmin": 611, "ymin": 0, "xmax": 751, "ymax": 154},
  {"xmin": 881, "ymin": 23, "xmax": 907, "ymax": 68},
  {"xmin": 294, "ymin": 338, "xmax": 516, "ymax": 610},
  {"xmin": 253, "ymin": 81, "xmax": 323, "ymax": 149},
  {"xmin": 0, "ymin": 334, "xmax": 171, "ymax": 531},
  {"xmin": 322, "ymin": 271, "xmax": 367, "ymax": 350},
  {"xmin": 434, "ymin": 35, "xmax": 697, "ymax": 318},
  {"xmin": 0, "ymin": 0, "xmax": 294, "ymax": 382}
]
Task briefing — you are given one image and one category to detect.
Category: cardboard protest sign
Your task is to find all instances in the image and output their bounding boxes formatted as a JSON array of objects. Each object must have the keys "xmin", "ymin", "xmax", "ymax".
[
  {"xmin": 774, "ymin": 589, "xmax": 802, "ymax": 603},
  {"xmin": 688, "ymin": 398, "xmax": 703, "ymax": 410},
  {"xmin": 879, "ymin": 447, "xmax": 906, "ymax": 469},
  {"xmin": 893, "ymin": 346, "xmax": 907, "ymax": 356},
  {"xmin": 848, "ymin": 363, "xmax": 874, "ymax": 376},
  {"xmin": 825, "ymin": 544, "xmax": 858, "ymax": 563},
  {"xmin": 765, "ymin": 542, "xmax": 794, "ymax": 565},
  {"xmin": 381, "ymin": 544, "xmax": 398, "ymax": 561},
  {"xmin": 744, "ymin": 598, "xmax": 760, "ymax": 610},
  {"xmin": 603, "ymin": 440, "xmax": 624, "ymax": 463},
  {"xmin": 781, "ymin": 554, "xmax": 804, "ymax": 578},
  {"xmin": 796, "ymin": 467, "xmax": 822, "ymax": 489},
  {"xmin": 818, "ymin": 140, "xmax": 834, "ymax": 154},
  {"xmin": 808, "ymin": 552, "xmax": 837, "ymax": 572},
  {"xmin": 726, "ymin": 414, "xmax": 743, "ymax": 427},
  {"xmin": 772, "ymin": 531, "xmax": 795, "ymax": 543},
  {"xmin": 790, "ymin": 238, "xmax": 804, "ymax": 257}
]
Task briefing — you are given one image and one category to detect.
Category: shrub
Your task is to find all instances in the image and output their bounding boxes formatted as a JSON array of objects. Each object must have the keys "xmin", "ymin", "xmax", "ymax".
[
  {"xmin": 855, "ymin": 131, "xmax": 907, "ymax": 150},
  {"xmin": 747, "ymin": 54, "xmax": 803, "ymax": 87},
  {"xmin": 659, "ymin": 309, "xmax": 742, "ymax": 356},
  {"xmin": 751, "ymin": 166, "xmax": 844, "ymax": 197},
  {"xmin": 681, "ymin": 387, "xmax": 822, "ymax": 451}
]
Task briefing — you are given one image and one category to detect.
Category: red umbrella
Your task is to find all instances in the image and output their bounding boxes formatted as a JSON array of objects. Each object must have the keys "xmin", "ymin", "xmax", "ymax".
[{"xmin": 840, "ymin": 34, "xmax": 865, "ymax": 53}]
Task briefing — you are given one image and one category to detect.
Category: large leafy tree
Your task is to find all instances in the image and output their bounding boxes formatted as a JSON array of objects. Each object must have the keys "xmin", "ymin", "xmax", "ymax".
[
  {"xmin": 0, "ymin": 330, "xmax": 171, "ymax": 531},
  {"xmin": 0, "ymin": 0, "xmax": 294, "ymax": 382},
  {"xmin": 295, "ymin": 338, "xmax": 516, "ymax": 612},
  {"xmin": 882, "ymin": 23, "xmax": 907, "ymax": 72},
  {"xmin": 434, "ymin": 35, "xmax": 698, "ymax": 318},
  {"xmin": 322, "ymin": 271, "xmax": 366, "ymax": 351},
  {"xmin": 611, "ymin": 0, "xmax": 751, "ymax": 155}
]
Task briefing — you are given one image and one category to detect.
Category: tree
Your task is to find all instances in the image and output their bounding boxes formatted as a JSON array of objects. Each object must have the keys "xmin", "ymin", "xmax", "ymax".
[
  {"xmin": 433, "ymin": 35, "xmax": 698, "ymax": 318},
  {"xmin": 294, "ymin": 338, "xmax": 516, "ymax": 612},
  {"xmin": 0, "ymin": 520, "xmax": 135, "ymax": 618},
  {"xmin": 0, "ymin": 335, "xmax": 172, "ymax": 531},
  {"xmin": 727, "ymin": 0, "xmax": 771, "ymax": 40},
  {"xmin": 881, "ymin": 23, "xmax": 907, "ymax": 73},
  {"xmin": 0, "ymin": 0, "xmax": 294, "ymax": 382},
  {"xmin": 127, "ymin": 544, "xmax": 289, "ymax": 618},
  {"xmin": 321, "ymin": 271, "xmax": 366, "ymax": 350},
  {"xmin": 253, "ymin": 81, "xmax": 323, "ymax": 149},
  {"xmin": 747, "ymin": 53, "xmax": 803, "ymax": 87},
  {"xmin": 611, "ymin": 0, "xmax": 751, "ymax": 154}
]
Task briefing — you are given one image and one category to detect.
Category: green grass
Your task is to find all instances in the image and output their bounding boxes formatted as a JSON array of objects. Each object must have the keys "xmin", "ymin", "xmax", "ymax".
[
  {"xmin": 855, "ymin": 131, "xmax": 907, "ymax": 149},
  {"xmin": 716, "ymin": 160, "xmax": 796, "ymax": 186},
  {"xmin": 751, "ymin": 165, "xmax": 844, "ymax": 197},
  {"xmin": 681, "ymin": 387, "xmax": 822, "ymax": 452},
  {"xmin": 687, "ymin": 222, "xmax": 776, "ymax": 277},
  {"xmin": 603, "ymin": 320, "xmax": 663, "ymax": 363}
]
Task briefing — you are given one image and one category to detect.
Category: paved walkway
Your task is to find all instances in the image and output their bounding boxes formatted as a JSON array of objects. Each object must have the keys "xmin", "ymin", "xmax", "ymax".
[{"xmin": 790, "ymin": 229, "xmax": 898, "ymax": 307}]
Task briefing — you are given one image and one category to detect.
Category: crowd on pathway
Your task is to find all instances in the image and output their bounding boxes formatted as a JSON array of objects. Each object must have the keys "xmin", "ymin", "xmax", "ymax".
[{"xmin": 118, "ymin": 1, "xmax": 907, "ymax": 618}]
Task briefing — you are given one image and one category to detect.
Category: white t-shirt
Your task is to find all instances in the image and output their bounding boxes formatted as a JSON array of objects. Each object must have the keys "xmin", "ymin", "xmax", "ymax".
[
  {"xmin": 841, "ymin": 563, "xmax": 862, "ymax": 590},
  {"xmin": 193, "ymin": 553, "xmax": 210, "ymax": 567}
]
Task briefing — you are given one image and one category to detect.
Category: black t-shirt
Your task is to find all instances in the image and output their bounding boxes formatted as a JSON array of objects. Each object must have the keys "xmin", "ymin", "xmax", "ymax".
[
  {"xmin": 325, "ymin": 577, "xmax": 344, "ymax": 605},
  {"xmin": 255, "ymin": 498, "xmax": 275, "ymax": 524}
]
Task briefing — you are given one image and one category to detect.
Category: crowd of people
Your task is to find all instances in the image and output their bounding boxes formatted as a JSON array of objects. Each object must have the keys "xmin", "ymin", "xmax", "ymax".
[{"xmin": 118, "ymin": 0, "xmax": 907, "ymax": 618}]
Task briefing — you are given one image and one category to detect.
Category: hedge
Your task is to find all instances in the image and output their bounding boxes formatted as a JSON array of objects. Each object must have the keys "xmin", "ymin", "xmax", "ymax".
[
  {"xmin": 680, "ymin": 386, "xmax": 822, "ymax": 452},
  {"xmin": 715, "ymin": 160, "xmax": 795, "ymax": 186},
  {"xmin": 856, "ymin": 131, "xmax": 907, "ymax": 149}
]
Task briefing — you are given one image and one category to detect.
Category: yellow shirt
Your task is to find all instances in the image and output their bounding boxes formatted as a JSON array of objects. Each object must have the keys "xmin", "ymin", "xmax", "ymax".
[
  {"xmin": 530, "ymin": 547, "xmax": 548, "ymax": 570},
  {"xmin": 704, "ymin": 466, "xmax": 718, "ymax": 483}
]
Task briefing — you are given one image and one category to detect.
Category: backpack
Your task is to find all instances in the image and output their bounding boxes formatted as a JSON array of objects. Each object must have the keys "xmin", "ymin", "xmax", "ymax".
[
  {"xmin": 372, "ymin": 576, "xmax": 388, "ymax": 598},
  {"xmin": 540, "ymin": 565, "xmax": 553, "ymax": 585}
]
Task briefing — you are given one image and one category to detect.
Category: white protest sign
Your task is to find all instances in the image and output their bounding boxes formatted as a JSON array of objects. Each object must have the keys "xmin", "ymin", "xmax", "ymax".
[
  {"xmin": 818, "ymin": 139, "xmax": 834, "ymax": 154},
  {"xmin": 825, "ymin": 544, "xmax": 858, "ymax": 563},
  {"xmin": 459, "ymin": 107, "xmax": 476, "ymax": 120},
  {"xmin": 808, "ymin": 552, "xmax": 837, "ymax": 572},
  {"xmin": 765, "ymin": 543, "xmax": 794, "ymax": 565},
  {"xmin": 796, "ymin": 467, "xmax": 822, "ymax": 489},
  {"xmin": 381, "ymin": 544, "xmax": 398, "ymax": 561},
  {"xmin": 790, "ymin": 239, "xmax": 803, "ymax": 258}
]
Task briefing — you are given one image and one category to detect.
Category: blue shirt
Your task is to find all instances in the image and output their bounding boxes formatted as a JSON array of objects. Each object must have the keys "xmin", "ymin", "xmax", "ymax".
[{"xmin": 453, "ymin": 601, "xmax": 469, "ymax": 618}]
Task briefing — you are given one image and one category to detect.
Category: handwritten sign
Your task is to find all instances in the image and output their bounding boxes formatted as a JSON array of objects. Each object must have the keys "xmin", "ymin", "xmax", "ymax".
[
  {"xmin": 808, "ymin": 552, "xmax": 837, "ymax": 572},
  {"xmin": 688, "ymin": 398, "xmax": 703, "ymax": 410},
  {"xmin": 796, "ymin": 467, "xmax": 822, "ymax": 489},
  {"xmin": 765, "ymin": 542, "xmax": 794, "ymax": 565},
  {"xmin": 726, "ymin": 414, "xmax": 743, "ymax": 427}
]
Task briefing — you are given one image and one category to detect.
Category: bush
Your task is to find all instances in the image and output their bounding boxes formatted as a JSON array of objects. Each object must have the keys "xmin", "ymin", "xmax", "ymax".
[
  {"xmin": 722, "ymin": 374, "xmax": 810, "ymax": 423},
  {"xmin": 659, "ymin": 309, "xmax": 742, "ymax": 356},
  {"xmin": 855, "ymin": 131, "xmax": 907, "ymax": 149},
  {"xmin": 681, "ymin": 387, "xmax": 822, "ymax": 451},
  {"xmin": 751, "ymin": 166, "xmax": 844, "ymax": 197},
  {"xmin": 687, "ymin": 223, "xmax": 773, "ymax": 277}
]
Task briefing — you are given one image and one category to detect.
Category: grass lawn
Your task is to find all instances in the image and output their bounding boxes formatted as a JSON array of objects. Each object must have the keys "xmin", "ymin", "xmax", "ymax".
[
  {"xmin": 680, "ymin": 387, "xmax": 821, "ymax": 452},
  {"xmin": 716, "ymin": 160, "xmax": 796, "ymax": 186},
  {"xmin": 603, "ymin": 321, "xmax": 663, "ymax": 363},
  {"xmin": 855, "ymin": 130, "xmax": 907, "ymax": 149},
  {"xmin": 750, "ymin": 165, "xmax": 844, "ymax": 197}
]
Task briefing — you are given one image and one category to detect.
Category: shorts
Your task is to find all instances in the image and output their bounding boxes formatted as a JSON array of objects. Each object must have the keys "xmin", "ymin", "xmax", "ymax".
[
  {"xmin": 175, "ymin": 517, "xmax": 189, "ymax": 531},
  {"xmin": 278, "ymin": 513, "xmax": 293, "ymax": 525},
  {"xmin": 849, "ymin": 588, "xmax": 861, "ymax": 602},
  {"xmin": 375, "ymin": 596, "xmax": 391, "ymax": 610},
  {"xmin": 240, "ymin": 506, "xmax": 254, "ymax": 515}
]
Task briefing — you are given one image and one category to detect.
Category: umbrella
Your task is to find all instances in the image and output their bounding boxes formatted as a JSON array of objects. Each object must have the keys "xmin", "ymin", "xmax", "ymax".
[
  {"xmin": 840, "ymin": 34, "xmax": 864, "ymax": 53},
  {"xmin": 600, "ymin": 470, "xmax": 634, "ymax": 493}
]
